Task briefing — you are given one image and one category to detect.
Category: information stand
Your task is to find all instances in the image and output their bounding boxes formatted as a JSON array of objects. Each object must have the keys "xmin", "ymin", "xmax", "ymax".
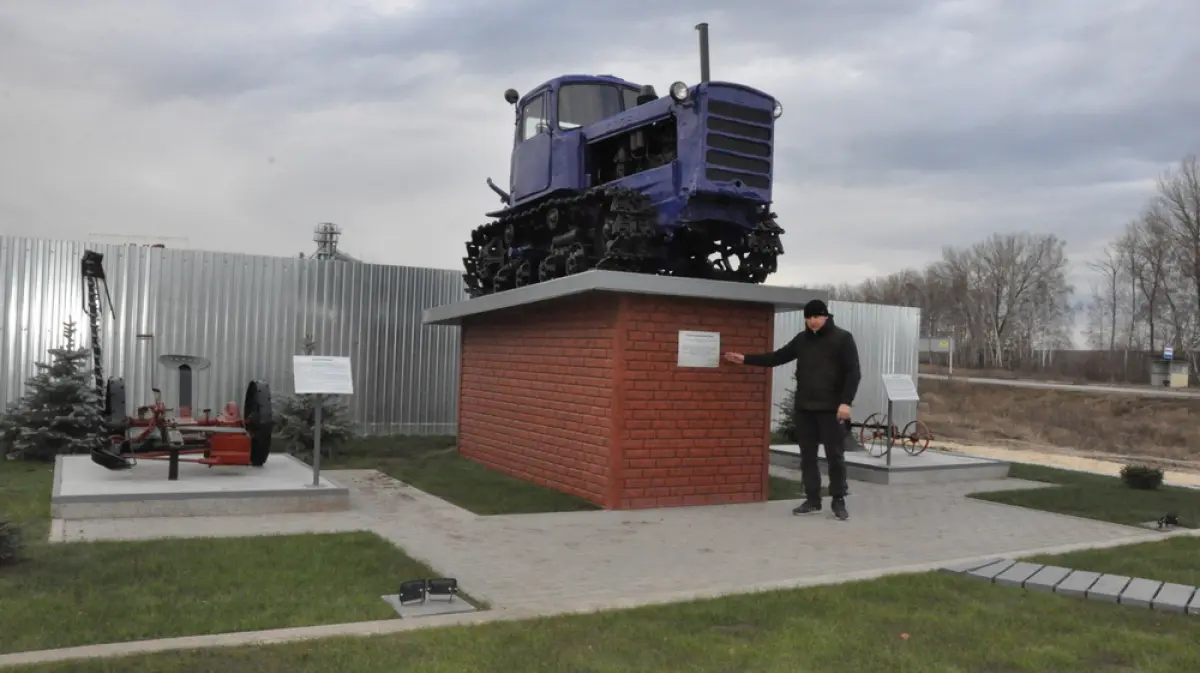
[
  {"xmin": 292, "ymin": 355, "xmax": 355, "ymax": 487},
  {"xmin": 880, "ymin": 374, "xmax": 921, "ymax": 466}
]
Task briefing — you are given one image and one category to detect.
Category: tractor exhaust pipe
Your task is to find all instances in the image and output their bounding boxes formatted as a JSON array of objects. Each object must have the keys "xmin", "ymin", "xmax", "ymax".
[{"xmin": 696, "ymin": 22, "xmax": 710, "ymax": 83}]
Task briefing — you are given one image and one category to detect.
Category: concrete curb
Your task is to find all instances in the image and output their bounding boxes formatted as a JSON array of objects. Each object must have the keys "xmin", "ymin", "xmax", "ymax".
[
  {"xmin": 3, "ymin": 527, "xmax": 1198, "ymax": 669},
  {"xmin": 942, "ymin": 555, "xmax": 1200, "ymax": 614}
]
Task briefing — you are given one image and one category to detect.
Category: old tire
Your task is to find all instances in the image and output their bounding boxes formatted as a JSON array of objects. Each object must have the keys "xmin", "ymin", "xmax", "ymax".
[
  {"xmin": 244, "ymin": 380, "xmax": 274, "ymax": 467},
  {"xmin": 103, "ymin": 378, "xmax": 128, "ymax": 433}
]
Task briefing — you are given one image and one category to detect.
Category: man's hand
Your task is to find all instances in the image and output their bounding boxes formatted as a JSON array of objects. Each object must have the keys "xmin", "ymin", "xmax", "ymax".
[
  {"xmin": 837, "ymin": 404, "xmax": 851, "ymax": 420},
  {"xmin": 723, "ymin": 352, "xmax": 745, "ymax": 364}
]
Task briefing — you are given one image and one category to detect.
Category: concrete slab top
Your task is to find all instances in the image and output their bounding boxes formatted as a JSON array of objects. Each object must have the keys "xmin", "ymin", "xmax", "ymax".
[
  {"xmin": 421, "ymin": 269, "xmax": 828, "ymax": 326},
  {"xmin": 53, "ymin": 453, "xmax": 344, "ymax": 502}
]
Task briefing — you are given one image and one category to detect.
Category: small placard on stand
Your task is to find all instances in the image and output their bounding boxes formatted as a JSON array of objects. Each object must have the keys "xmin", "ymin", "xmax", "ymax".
[
  {"xmin": 292, "ymin": 356, "xmax": 354, "ymax": 487},
  {"xmin": 881, "ymin": 374, "xmax": 920, "ymax": 403},
  {"xmin": 880, "ymin": 374, "xmax": 920, "ymax": 466}
]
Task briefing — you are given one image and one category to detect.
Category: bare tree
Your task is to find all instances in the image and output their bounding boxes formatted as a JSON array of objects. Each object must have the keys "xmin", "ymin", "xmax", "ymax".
[
  {"xmin": 816, "ymin": 154, "xmax": 1200, "ymax": 385},
  {"xmin": 1084, "ymin": 242, "xmax": 1126, "ymax": 352},
  {"xmin": 1154, "ymin": 154, "xmax": 1200, "ymax": 374}
]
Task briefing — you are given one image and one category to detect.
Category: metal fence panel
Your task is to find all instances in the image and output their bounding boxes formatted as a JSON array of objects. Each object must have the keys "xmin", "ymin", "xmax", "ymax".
[
  {"xmin": 3, "ymin": 235, "xmax": 920, "ymax": 439},
  {"xmin": 770, "ymin": 300, "xmax": 922, "ymax": 432},
  {"xmin": 0, "ymin": 236, "xmax": 464, "ymax": 435}
]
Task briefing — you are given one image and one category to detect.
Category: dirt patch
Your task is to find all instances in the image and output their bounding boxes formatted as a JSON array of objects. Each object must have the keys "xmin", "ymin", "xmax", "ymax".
[{"xmin": 919, "ymin": 378, "xmax": 1200, "ymax": 464}]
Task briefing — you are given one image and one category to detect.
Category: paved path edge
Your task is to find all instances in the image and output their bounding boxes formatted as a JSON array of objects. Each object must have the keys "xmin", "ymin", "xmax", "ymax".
[{"xmin": 2, "ymin": 527, "xmax": 1196, "ymax": 669}]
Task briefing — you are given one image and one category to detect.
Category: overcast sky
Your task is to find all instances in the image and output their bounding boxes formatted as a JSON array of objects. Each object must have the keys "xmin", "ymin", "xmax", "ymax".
[{"xmin": 2, "ymin": 0, "xmax": 1198, "ymax": 298}]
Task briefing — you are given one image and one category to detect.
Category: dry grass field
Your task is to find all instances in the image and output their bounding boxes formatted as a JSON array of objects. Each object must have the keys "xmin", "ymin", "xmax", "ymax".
[{"xmin": 918, "ymin": 377, "xmax": 1200, "ymax": 469}]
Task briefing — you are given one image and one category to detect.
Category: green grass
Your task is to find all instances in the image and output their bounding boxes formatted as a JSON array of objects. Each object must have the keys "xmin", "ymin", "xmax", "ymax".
[
  {"xmin": 969, "ymin": 462, "xmax": 1200, "ymax": 529},
  {"xmin": 0, "ymin": 458, "xmax": 54, "ymax": 540},
  {"xmin": 0, "ymin": 460, "xmax": 474, "ymax": 655},
  {"xmin": 15, "ymin": 557, "xmax": 1200, "ymax": 673},
  {"xmin": 318, "ymin": 435, "xmax": 814, "ymax": 515},
  {"xmin": 1025, "ymin": 536, "xmax": 1200, "ymax": 587},
  {"xmin": 317, "ymin": 435, "xmax": 602, "ymax": 515}
]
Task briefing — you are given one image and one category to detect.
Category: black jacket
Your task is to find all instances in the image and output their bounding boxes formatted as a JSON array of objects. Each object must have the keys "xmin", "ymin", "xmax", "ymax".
[{"xmin": 743, "ymin": 318, "xmax": 861, "ymax": 412}]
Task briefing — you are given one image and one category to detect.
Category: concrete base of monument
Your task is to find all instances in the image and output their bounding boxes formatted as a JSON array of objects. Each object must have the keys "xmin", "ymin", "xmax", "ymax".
[
  {"xmin": 51, "ymin": 452, "xmax": 350, "ymax": 520},
  {"xmin": 380, "ymin": 594, "xmax": 481, "ymax": 619},
  {"xmin": 769, "ymin": 444, "xmax": 1011, "ymax": 485}
]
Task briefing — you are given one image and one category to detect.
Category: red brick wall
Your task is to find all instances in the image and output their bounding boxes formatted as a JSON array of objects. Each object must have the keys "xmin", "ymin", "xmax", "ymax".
[
  {"xmin": 458, "ymin": 294, "xmax": 618, "ymax": 506},
  {"xmin": 457, "ymin": 291, "xmax": 775, "ymax": 510},
  {"xmin": 614, "ymin": 295, "xmax": 774, "ymax": 508}
]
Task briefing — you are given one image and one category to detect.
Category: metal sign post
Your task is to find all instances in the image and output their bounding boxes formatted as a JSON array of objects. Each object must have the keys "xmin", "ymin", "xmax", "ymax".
[
  {"xmin": 920, "ymin": 337, "xmax": 955, "ymax": 375},
  {"xmin": 292, "ymin": 355, "xmax": 354, "ymax": 487},
  {"xmin": 880, "ymin": 374, "xmax": 921, "ymax": 467}
]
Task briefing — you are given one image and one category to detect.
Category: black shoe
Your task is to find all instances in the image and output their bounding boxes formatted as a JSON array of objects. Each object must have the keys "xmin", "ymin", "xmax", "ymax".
[
  {"xmin": 793, "ymin": 499, "xmax": 822, "ymax": 515},
  {"xmin": 831, "ymin": 497, "xmax": 849, "ymax": 521}
]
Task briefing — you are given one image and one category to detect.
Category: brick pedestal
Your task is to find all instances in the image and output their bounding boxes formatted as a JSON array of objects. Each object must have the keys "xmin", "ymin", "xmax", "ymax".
[{"xmin": 424, "ymin": 271, "xmax": 824, "ymax": 510}]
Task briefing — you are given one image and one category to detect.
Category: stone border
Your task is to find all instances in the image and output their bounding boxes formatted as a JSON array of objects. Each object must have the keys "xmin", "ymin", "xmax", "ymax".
[{"xmin": 941, "ymin": 557, "xmax": 1200, "ymax": 614}]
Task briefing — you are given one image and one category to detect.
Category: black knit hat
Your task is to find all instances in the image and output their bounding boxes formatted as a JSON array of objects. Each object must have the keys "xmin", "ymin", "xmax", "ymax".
[{"xmin": 803, "ymin": 299, "xmax": 830, "ymax": 318}]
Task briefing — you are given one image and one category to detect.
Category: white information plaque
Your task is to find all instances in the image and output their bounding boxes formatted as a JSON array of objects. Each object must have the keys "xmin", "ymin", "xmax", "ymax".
[
  {"xmin": 293, "ymin": 355, "xmax": 355, "ymax": 395},
  {"xmin": 881, "ymin": 373, "xmax": 920, "ymax": 402},
  {"xmin": 677, "ymin": 330, "xmax": 720, "ymax": 368}
]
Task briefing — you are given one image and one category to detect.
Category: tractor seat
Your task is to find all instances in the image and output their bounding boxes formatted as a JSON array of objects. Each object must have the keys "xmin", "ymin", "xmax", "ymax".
[{"xmin": 217, "ymin": 402, "xmax": 241, "ymax": 423}]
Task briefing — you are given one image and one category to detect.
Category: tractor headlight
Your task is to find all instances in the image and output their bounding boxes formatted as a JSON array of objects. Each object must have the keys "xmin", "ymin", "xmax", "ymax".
[
  {"xmin": 669, "ymin": 81, "xmax": 690, "ymax": 102},
  {"xmin": 773, "ymin": 100, "xmax": 783, "ymax": 119}
]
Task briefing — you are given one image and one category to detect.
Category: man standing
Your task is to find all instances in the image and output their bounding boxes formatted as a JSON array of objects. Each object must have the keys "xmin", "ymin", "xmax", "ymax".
[{"xmin": 724, "ymin": 299, "xmax": 861, "ymax": 520}]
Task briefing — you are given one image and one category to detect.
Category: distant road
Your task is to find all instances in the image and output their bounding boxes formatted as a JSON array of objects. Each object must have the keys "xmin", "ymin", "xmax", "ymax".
[{"xmin": 917, "ymin": 373, "xmax": 1200, "ymax": 400}]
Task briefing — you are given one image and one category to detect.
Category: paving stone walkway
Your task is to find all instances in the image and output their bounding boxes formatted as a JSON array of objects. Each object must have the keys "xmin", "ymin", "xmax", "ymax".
[
  {"xmin": 53, "ymin": 468, "xmax": 1177, "ymax": 612},
  {"xmin": 7, "ymin": 468, "xmax": 1197, "ymax": 669}
]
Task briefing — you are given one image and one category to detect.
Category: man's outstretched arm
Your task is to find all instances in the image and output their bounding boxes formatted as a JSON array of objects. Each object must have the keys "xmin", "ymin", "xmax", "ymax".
[{"xmin": 742, "ymin": 332, "xmax": 802, "ymax": 368}]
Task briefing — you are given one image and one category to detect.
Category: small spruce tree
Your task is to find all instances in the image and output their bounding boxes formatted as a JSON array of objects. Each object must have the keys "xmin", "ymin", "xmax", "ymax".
[
  {"xmin": 0, "ymin": 320, "xmax": 105, "ymax": 461},
  {"xmin": 773, "ymin": 387, "xmax": 797, "ymax": 442},
  {"xmin": 275, "ymin": 336, "xmax": 355, "ymax": 459}
]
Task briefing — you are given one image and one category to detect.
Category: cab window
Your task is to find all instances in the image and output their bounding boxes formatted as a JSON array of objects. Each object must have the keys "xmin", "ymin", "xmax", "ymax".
[
  {"xmin": 558, "ymin": 84, "xmax": 623, "ymax": 130},
  {"xmin": 520, "ymin": 93, "xmax": 549, "ymax": 141}
]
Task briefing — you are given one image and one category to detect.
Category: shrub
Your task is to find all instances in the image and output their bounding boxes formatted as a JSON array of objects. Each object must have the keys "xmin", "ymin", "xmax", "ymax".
[
  {"xmin": 773, "ymin": 387, "xmax": 797, "ymax": 443},
  {"xmin": 1120, "ymin": 463, "xmax": 1165, "ymax": 490},
  {"xmin": 0, "ymin": 518, "xmax": 23, "ymax": 567}
]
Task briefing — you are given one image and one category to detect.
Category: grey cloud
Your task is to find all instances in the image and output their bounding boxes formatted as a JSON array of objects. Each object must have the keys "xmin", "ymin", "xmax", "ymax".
[{"xmin": 1, "ymin": 0, "xmax": 1198, "ymax": 295}]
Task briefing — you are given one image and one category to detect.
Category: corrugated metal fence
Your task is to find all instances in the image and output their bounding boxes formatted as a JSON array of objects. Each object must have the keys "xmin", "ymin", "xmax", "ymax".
[
  {"xmin": 771, "ymin": 301, "xmax": 922, "ymax": 431},
  {"xmin": 2, "ymin": 236, "xmax": 921, "ymax": 437},
  {"xmin": 1, "ymin": 236, "xmax": 464, "ymax": 435}
]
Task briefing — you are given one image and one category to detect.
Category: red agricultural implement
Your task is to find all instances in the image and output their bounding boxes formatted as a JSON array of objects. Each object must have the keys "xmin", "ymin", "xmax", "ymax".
[{"xmin": 81, "ymin": 249, "xmax": 273, "ymax": 479}]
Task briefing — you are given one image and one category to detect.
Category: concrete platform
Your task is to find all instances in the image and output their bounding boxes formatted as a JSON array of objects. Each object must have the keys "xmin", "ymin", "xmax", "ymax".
[
  {"xmin": 51, "ymin": 452, "xmax": 350, "ymax": 520},
  {"xmin": 769, "ymin": 444, "xmax": 1011, "ymax": 485},
  {"xmin": 422, "ymin": 269, "xmax": 826, "ymax": 326},
  {"xmin": 381, "ymin": 594, "xmax": 480, "ymax": 619}
]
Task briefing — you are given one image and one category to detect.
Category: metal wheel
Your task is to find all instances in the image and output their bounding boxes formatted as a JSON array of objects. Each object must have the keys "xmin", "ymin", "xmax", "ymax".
[
  {"xmin": 243, "ymin": 380, "xmax": 274, "ymax": 467},
  {"xmin": 514, "ymin": 260, "xmax": 533, "ymax": 288},
  {"xmin": 859, "ymin": 412, "xmax": 891, "ymax": 457},
  {"xmin": 901, "ymin": 420, "xmax": 933, "ymax": 456}
]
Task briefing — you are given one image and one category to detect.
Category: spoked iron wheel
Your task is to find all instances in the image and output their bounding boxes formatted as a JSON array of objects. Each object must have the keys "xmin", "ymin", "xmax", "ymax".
[
  {"xmin": 858, "ymin": 413, "xmax": 891, "ymax": 458},
  {"xmin": 901, "ymin": 420, "xmax": 933, "ymax": 455}
]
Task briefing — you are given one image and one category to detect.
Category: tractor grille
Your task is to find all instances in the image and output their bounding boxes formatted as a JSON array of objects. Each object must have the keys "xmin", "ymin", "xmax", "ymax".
[{"xmin": 704, "ymin": 100, "xmax": 772, "ymax": 190}]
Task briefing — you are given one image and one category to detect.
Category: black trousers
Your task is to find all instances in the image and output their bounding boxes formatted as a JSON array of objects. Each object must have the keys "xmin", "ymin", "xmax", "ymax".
[{"xmin": 794, "ymin": 409, "xmax": 847, "ymax": 500}]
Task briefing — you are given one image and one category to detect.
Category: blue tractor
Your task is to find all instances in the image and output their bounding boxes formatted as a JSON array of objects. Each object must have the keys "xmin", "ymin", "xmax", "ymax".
[{"xmin": 462, "ymin": 24, "xmax": 786, "ymax": 297}]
